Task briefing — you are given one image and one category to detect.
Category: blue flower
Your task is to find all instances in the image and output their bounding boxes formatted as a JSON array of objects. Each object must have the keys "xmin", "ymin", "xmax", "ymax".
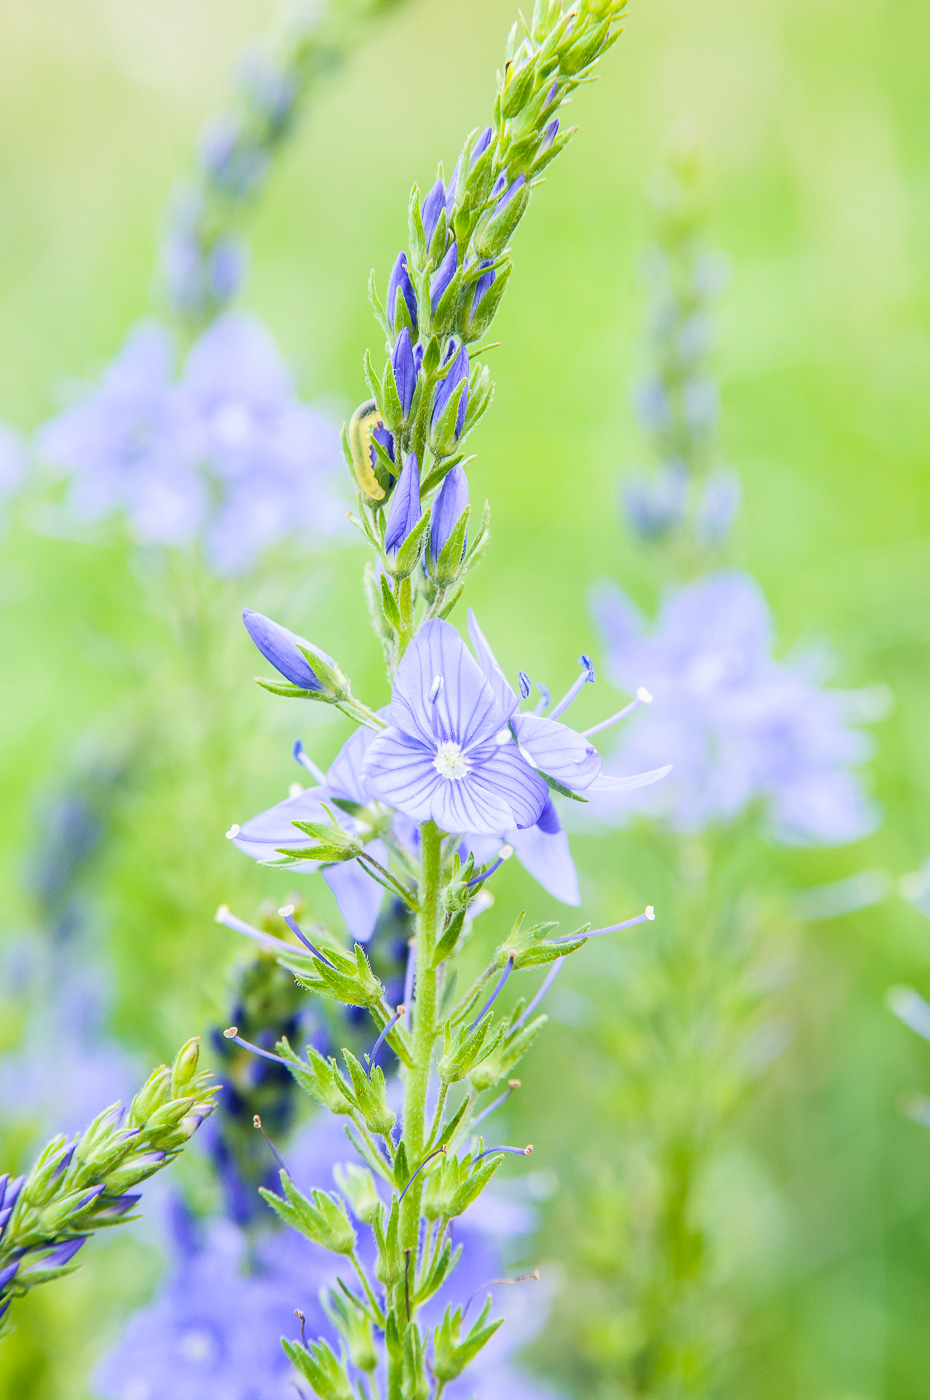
[
  {"xmin": 231, "ymin": 725, "xmax": 391, "ymax": 943},
  {"xmin": 591, "ymin": 570, "xmax": 877, "ymax": 844},
  {"xmin": 36, "ymin": 313, "xmax": 343, "ymax": 575},
  {"xmin": 94, "ymin": 1114, "xmax": 560, "ymax": 1400},
  {"xmin": 421, "ymin": 177, "xmax": 453, "ymax": 245},
  {"xmin": 242, "ymin": 609, "xmax": 333, "ymax": 692},
  {"xmin": 387, "ymin": 252, "xmax": 418, "ymax": 334},
  {"xmin": 361, "ymin": 619, "xmax": 550, "ymax": 835},
  {"xmin": 384, "ymin": 455, "xmax": 422, "ymax": 554},
  {"xmin": 431, "ymin": 343, "xmax": 469, "ymax": 440},
  {"xmin": 430, "ymin": 241, "xmax": 459, "ymax": 313},
  {"xmin": 392, "ymin": 328, "xmax": 419, "ymax": 417}
]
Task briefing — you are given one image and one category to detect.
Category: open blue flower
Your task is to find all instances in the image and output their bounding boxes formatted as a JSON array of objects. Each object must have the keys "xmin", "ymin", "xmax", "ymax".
[
  {"xmin": 230, "ymin": 726, "xmax": 389, "ymax": 943},
  {"xmin": 360, "ymin": 620, "xmax": 550, "ymax": 836}
]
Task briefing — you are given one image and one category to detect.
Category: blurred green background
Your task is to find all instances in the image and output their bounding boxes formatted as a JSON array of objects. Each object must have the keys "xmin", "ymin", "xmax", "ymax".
[{"xmin": 1, "ymin": 0, "xmax": 930, "ymax": 1396}]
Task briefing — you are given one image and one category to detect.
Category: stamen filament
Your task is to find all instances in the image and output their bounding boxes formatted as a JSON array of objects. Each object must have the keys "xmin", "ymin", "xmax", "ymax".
[
  {"xmin": 583, "ymin": 687, "xmax": 653, "ymax": 737},
  {"xmin": 471, "ymin": 1143, "xmax": 533, "ymax": 1165},
  {"xmin": 252, "ymin": 1113, "xmax": 290, "ymax": 1175},
  {"xmin": 397, "ymin": 1147, "xmax": 447, "ymax": 1202},
  {"xmin": 292, "ymin": 739, "xmax": 326, "ymax": 784},
  {"xmin": 552, "ymin": 906, "xmax": 655, "ymax": 944},
  {"xmin": 215, "ymin": 905, "xmax": 281, "ymax": 951},
  {"xmin": 366, "ymin": 1005, "xmax": 405, "ymax": 1078},
  {"xmin": 223, "ymin": 1026, "xmax": 289, "ymax": 1067},
  {"xmin": 469, "ymin": 954, "xmax": 515, "ymax": 1031},
  {"xmin": 471, "ymin": 1079, "xmax": 521, "ymax": 1129},
  {"xmin": 462, "ymin": 1268, "xmax": 540, "ymax": 1320},
  {"xmin": 466, "ymin": 845, "xmax": 513, "ymax": 888},
  {"xmin": 277, "ymin": 905, "xmax": 335, "ymax": 966},
  {"xmin": 403, "ymin": 939, "xmax": 417, "ymax": 1030},
  {"xmin": 549, "ymin": 655, "xmax": 595, "ymax": 720},
  {"xmin": 516, "ymin": 958, "xmax": 565, "ymax": 1025}
]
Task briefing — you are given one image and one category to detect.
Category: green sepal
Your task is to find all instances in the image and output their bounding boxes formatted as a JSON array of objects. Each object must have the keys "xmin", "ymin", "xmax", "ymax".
[
  {"xmin": 469, "ymin": 1012, "xmax": 547, "ymax": 1092},
  {"xmin": 276, "ymin": 1037, "xmax": 352, "ymax": 1115},
  {"xmin": 282, "ymin": 1337, "xmax": 355, "ymax": 1400},
  {"xmin": 259, "ymin": 1171, "xmax": 356, "ymax": 1255},
  {"xmin": 415, "ymin": 1237, "xmax": 462, "ymax": 1307},
  {"xmin": 432, "ymin": 1298, "xmax": 504, "ymax": 1383},
  {"xmin": 279, "ymin": 942, "xmax": 384, "ymax": 1008},
  {"xmin": 255, "ymin": 677, "xmax": 317, "ymax": 699},
  {"xmin": 392, "ymin": 508, "xmax": 432, "ymax": 580},
  {"xmin": 374, "ymin": 1200, "xmax": 404, "ymax": 1288},
  {"xmin": 437, "ymin": 1015, "xmax": 505, "ymax": 1085},
  {"xmin": 431, "ymin": 505, "xmax": 471, "ymax": 587},
  {"xmin": 337, "ymin": 1049, "xmax": 397, "ymax": 1137},
  {"xmin": 333, "ymin": 1163, "xmax": 382, "ymax": 1226},
  {"xmin": 498, "ymin": 911, "xmax": 586, "ymax": 968}
]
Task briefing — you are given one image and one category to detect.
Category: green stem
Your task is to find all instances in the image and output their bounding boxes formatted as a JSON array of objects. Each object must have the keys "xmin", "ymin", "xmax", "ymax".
[
  {"xmin": 350, "ymin": 1250, "xmax": 385, "ymax": 1326},
  {"xmin": 399, "ymin": 820, "xmax": 443, "ymax": 1260}
]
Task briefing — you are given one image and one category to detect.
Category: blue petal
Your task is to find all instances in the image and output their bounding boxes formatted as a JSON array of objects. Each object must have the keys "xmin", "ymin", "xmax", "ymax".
[
  {"xmin": 384, "ymin": 455, "xmax": 421, "ymax": 553},
  {"xmin": 466, "ymin": 741, "xmax": 549, "ymax": 830},
  {"xmin": 430, "ymin": 465, "xmax": 469, "ymax": 562},
  {"xmin": 388, "ymin": 619, "xmax": 506, "ymax": 751},
  {"xmin": 322, "ymin": 843, "xmax": 387, "ymax": 942},
  {"xmin": 466, "ymin": 610, "xmax": 519, "ymax": 717},
  {"xmin": 509, "ymin": 802, "xmax": 580, "ymax": 905},
  {"xmin": 232, "ymin": 786, "xmax": 329, "ymax": 867},
  {"xmin": 511, "ymin": 713, "xmax": 601, "ymax": 790},
  {"xmin": 242, "ymin": 609, "xmax": 322, "ymax": 690}
]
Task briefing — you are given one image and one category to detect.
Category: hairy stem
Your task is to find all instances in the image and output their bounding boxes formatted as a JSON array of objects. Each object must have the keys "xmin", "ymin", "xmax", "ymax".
[{"xmin": 400, "ymin": 820, "xmax": 443, "ymax": 1262}]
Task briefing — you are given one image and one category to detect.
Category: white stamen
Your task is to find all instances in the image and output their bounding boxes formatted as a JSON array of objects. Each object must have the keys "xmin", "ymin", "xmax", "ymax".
[
  {"xmin": 494, "ymin": 727, "xmax": 511, "ymax": 746},
  {"xmin": 645, "ymin": 905, "xmax": 655, "ymax": 920},
  {"xmin": 278, "ymin": 904, "xmax": 296, "ymax": 918},
  {"xmin": 225, "ymin": 824, "xmax": 240, "ymax": 840},
  {"xmin": 636, "ymin": 687, "xmax": 653, "ymax": 703},
  {"xmin": 429, "ymin": 675, "xmax": 444, "ymax": 702},
  {"xmin": 433, "ymin": 741, "xmax": 471, "ymax": 780},
  {"xmin": 500, "ymin": 844, "xmax": 514, "ymax": 861},
  {"xmin": 288, "ymin": 782, "xmax": 303, "ymax": 798}
]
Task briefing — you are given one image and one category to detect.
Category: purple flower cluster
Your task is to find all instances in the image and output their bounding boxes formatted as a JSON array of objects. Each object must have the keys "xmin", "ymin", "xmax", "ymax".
[
  {"xmin": 36, "ymin": 313, "xmax": 343, "ymax": 575},
  {"xmin": 591, "ymin": 571, "xmax": 877, "ymax": 844},
  {"xmin": 94, "ymin": 1113, "xmax": 559, "ymax": 1400},
  {"xmin": 233, "ymin": 611, "xmax": 668, "ymax": 927}
]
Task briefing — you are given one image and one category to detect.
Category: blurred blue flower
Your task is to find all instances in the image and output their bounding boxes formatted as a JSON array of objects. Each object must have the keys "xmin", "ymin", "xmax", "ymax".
[
  {"xmin": 37, "ymin": 313, "xmax": 343, "ymax": 575},
  {"xmin": 591, "ymin": 570, "xmax": 878, "ymax": 844},
  {"xmin": 95, "ymin": 1113, "xmax": 559, "ymax": 1400}
]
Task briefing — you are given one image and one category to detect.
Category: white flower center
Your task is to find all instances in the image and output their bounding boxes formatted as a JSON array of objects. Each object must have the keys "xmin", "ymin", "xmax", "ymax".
[{"xmin": 433, "ymin": 740, "xmax": 470, "ymax": 781}]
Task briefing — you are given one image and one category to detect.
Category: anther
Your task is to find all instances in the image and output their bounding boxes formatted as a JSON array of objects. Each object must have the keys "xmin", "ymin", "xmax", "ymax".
[
  {"xmin": 223, "ymin": 1027, "xmax": 290, "ymax": 1067},
  {"xmin": 466, "ymin": 845, "xmax": 513, "ymax": 888},
  {"xmin": 472, "ymin": 1078, "xmax": 522, "ymax": 1129},
  {"xmin": 472, "ymin": 1143, "xmax": 533, "ymax": 1164},
  {"xmin": 549, "ymin": 654, "xmax": 596, "ymax": 720},
  {"xmin": 253, "ymin": 1114, "xmax": 290, "ymax": 1175},
  {"xmin": 429, "ymin": 675, "xmax": 444, "ymax": 702},
  {"xmin": 277, "ymin": 906, "xmax": 335, "ymax": 966},
  {"xmin": 551, "ymin": 907, "xmax": 655, "ymax": 944},
  {"xmin": 294, "ymin": 1309, "xmax": 307, "ymax": 1346},
  {"xmin": 225, "ymin": 824, "xmax": 241, "ymax": 839}
]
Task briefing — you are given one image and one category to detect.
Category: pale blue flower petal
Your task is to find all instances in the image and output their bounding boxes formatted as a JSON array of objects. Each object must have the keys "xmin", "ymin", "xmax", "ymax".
[{"xmin": 511, "ymin": 712, "xmax": 601, "ymax": 790}]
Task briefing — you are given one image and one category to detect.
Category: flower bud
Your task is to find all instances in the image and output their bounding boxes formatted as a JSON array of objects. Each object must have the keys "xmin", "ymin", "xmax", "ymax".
[
  {"xmin": 384, "ymin": 456, "xmax": 422, "ymax": 555},
  {"xmin": 391, "ymin": 328, "xmax": 419, "ymax": 418},
  {"xmin": 387, "ymin": 251, "xmax": 418, "ymax": 334},
  {"xmin": 430, "ymin": 344, "xmax": 469, "ymax": 451},
  {"xmin": 429, "ymin": 465, "xmax": 469, "ymax": 567},
  {"xmin": 430, "ymin": 241, "xmax": 458, "ymax": 315},
  {"xmin": 242, "ymin": 609, "xmax": 348, "ymax": 701}
]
